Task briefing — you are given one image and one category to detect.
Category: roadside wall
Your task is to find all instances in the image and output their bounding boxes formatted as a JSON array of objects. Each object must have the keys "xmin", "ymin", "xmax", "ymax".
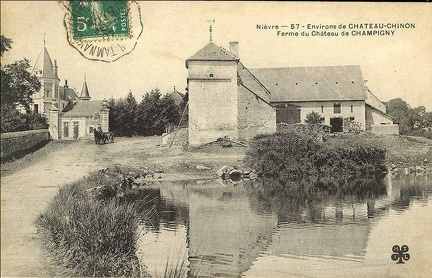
[
  {"xmin": 370, "ymin": 124, "xmax": 399, "ymax": 135},
  {"xmin": 1, "ymin": 129, "xmax": 50, "ymax": 162}
]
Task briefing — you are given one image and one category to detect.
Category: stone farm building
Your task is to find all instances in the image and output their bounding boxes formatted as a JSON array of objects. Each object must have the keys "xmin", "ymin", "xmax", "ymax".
[
  {"xmin": 186, "ymin": 40, "xmax": 397, "ymax": 145},
  {"xmin": 251, "ymin": 66, "xmax": 395, "ymax": 133},
  {"xmin": 30, "ymin": 45, "xmax": 109, "ymax": 140},
  {"xmin": 186, "ymin": 42, "xmax": 277, "ymax": 146}
]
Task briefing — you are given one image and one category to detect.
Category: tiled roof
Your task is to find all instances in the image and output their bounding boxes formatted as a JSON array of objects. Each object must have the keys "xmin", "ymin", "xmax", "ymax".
[
  {"xmin": 250, "ymin": 65, "xmax": 367, "ymax": 102},
  {"xmin": 186, "ymin": 42, "xmax": 238, "ymax": 67},
  {"xmin": 237, "ymin": 62, "xmax": 271, "ymax": 102},
  {"xmin": 60, "ymin": 100, "xmax": 104, "ymax": 116},
  {"xmin": 169, "ymin": 89, "xmax": 185, "ymax": 106},
  {"xmin": 79, "ymin": 80, "xmax": 91, "ymax": 99},
  {"xmin": 32, "ymin": 47, "xmax": 56, "ymax": 78},
  {"xmin": 42, "ymin": 47, "xmax": 55, "ymax": 78},
  {"xmin": 59, "ymin": 86, "xmax": 78, "ymax": 101}
]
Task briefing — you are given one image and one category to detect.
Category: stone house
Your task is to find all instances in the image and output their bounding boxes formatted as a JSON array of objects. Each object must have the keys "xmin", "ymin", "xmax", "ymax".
[
  {"xmin": 186, "ymin": 41, "xmax": 277, "ymax": 146},
  {"xmin": 31, "ymin": 44, "xmax": 109, "ymax": 140}
]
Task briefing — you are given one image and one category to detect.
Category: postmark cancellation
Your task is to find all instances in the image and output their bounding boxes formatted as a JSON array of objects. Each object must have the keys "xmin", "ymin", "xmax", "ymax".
[{"xmin": 63, "ymin": 0, "xmax": 142, "ymax": 62}]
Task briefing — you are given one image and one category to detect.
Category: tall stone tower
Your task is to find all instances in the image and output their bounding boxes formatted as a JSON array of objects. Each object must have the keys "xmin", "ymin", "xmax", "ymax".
[
  {"xmin": 185, "ymin": 42, "xmax": 240, "ymax": 145},
  {"xmin": 32, "ymin": 45, "xmax": 60, "ymax": 115}
]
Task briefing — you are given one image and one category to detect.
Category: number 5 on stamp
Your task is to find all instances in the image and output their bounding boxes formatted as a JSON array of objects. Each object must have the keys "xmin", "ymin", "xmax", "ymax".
[{"xmin": 70, "ymin": 0, "xmax": 130, "ymax": 40}]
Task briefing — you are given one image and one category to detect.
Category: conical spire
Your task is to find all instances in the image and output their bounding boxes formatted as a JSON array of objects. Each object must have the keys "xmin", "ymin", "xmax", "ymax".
[
  {"xmin": 42, "ymin": 47, "xmax": 55, "ymax": 78},
  {"xmin": 79, "ymin": 76, "xmax": 91, "ymax": 101}
]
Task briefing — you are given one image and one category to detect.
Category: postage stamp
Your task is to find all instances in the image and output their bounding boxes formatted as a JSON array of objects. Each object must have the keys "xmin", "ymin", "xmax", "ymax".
[
  {"xmin": 63, "ymin": 0, "xmax": 142, "ymax": 62},
  {"xmin": 70, "ymin": 1, "xmax": 131, "ymax": 40}
]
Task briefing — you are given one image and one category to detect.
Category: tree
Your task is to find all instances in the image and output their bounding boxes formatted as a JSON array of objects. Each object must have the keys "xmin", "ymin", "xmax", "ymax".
[
  {"xmin": 108, "ymin": 88, "xmax": 183, "ymax": 137},
  {"xmin": 386, "ymin": 98, "xmax": 432, "ymax": 137},
  {"xmin": 386, "ymin": 98, "xmax": 412, "ymax": 134},
  {"xmin": 123, "ymin": 91, "xmax": 138, "ymax": 137},
  {"xmin": 1, "ymin": 59, "xmax": 41, "ymax": 112},
  {"xmin": 136, "ymin": 89, "xmax": 162, "ymax": 136},
  {"xmin": 1, "ymin": 35, "xmax": 44, "ymax": 133},
  {"xmin": 160, "ymin": 94, "xmax": 181, "ymax": 130},
  {"xmin": 107, "ymin": 92, "xmax": 138, "ymax": 137},
  {"xmin": 305, "ymin": 111, "xmax": 322, "ymax": 124},
  {"xmin": 1, "ymin": 35, "xmax": 12, "ymax": 57}
]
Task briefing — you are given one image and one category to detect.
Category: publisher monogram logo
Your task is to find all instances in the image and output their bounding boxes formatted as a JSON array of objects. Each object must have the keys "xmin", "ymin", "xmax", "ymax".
[{"xmin": 391, "ymin": 245, "xmax": 410, "ymax": 264}]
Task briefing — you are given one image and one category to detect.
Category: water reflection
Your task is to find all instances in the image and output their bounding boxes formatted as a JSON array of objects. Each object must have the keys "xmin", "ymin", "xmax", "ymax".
[{"xmin": 135, "ymin": 174, "xmax": 432, "ymax": 277}]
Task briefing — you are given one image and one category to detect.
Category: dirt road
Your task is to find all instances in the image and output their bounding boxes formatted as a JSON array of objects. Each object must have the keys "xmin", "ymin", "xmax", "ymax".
[
  {"xmin": 1, "ymin": 140, "xmax": 103, "ymax": 276},
  {"xmin": 0, "ymin": 137, "xmax": 245, "ymax": 277}
]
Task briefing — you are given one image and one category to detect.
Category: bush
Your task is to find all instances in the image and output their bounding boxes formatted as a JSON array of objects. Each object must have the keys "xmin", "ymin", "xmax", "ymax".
[
  {"xmin": 407, "ymin": 129, "xmax": 432, "ymax": 140},
  {"xmin": 1, "ymin": 109, "xmax": 48, "ymax": 133},
  {"xmin": 246, "ymin": 132, "xmax": 387, "ymax": 182},
  {"xmin": 36, "ymin": 173, "xmax": 143, "ymax": 277},
  {"xmin": 304, "ymin": 111, "xmax": 322, "ymax": 124}
]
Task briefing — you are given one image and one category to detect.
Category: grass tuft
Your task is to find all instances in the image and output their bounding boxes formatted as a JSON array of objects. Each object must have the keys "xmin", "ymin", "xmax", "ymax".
[{"xmin": 36, "ymin": 170, "xmax": 146, "ymax": 277}]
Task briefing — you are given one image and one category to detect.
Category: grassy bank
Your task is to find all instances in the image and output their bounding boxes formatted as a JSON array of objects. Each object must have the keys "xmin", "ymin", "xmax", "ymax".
[
  {"xmin": 36, "ymin": 167, "xmax": 149, "ymax": 277},
  {"xmin": 246, "ymin": 132, "xmax": 387, "ymax": 181}
]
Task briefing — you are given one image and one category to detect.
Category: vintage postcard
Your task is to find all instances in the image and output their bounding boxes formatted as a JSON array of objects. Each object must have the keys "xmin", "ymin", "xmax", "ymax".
[{"xmin": 1, "ymin": 1, "xmax": 431, "ymax": 277}]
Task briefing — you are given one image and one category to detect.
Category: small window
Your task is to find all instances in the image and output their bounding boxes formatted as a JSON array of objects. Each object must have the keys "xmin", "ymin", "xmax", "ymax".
[
  {"xmin": 89, "ymin": 127, "xmax": 94, "ymax": 133},
  {"xmin": 34, "ymin": 104, "xmax": 39, "ymax": 114},
  {"xmin": 320, "ymin": 116, "xmax": 325, "ymax": 123},
  {"xmin": 333, "ymin": 103, "xmax": 341, "ymax": 114},
  {"xmin": 350, "ymin": 105, "xmax": 353, "ymax": 113},
  {"xmin": 321, "ymin": 105, "xmax": 324, "ymax": 113},
  {"xmin": 209, "ymin": 73, "xmax": 214, "ymax": 77},
  {"xmin": 350, "ymin": 116, "xmax": 355, "ymax": 121}
]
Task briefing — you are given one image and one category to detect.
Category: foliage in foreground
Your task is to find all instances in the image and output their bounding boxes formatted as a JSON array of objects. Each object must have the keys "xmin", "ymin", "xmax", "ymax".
[
  {"xmin": 36, "ymin": 172, "xmax": 143, "ymax": 277},
  {"xmin": 246, "ymin": 132, "xmax": 387, "ymax": 181}
]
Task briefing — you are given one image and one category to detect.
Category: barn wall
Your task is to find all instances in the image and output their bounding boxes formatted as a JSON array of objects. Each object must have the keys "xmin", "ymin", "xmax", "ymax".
[
  {"xmin": 237, "ymin": 87, "xmax": 276, "ymax": 140},
  {"xmin": 284, "ymin": 100, "xmax": 366, "ymax": 131}
]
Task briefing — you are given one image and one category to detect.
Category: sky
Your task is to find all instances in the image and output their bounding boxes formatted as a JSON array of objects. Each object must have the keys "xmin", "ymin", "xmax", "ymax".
[{"xmin": 1, "ymin": 1, "xmax": 432, "ymax": 110}]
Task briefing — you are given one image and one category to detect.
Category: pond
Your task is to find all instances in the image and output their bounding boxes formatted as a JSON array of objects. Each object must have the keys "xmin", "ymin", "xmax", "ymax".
[{"xmin": 135, "ymin": 174, "xmax": 432, "ymax": 277}]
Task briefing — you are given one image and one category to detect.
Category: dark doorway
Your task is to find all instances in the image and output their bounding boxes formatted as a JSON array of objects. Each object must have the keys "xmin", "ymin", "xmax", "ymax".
[
  {"xmin": 73, "ymin": 122, "xmax": 79, "ymax": 139},
  {"xmin": 63, "ymin": 122, "xmax": 69, "ymax": 137},
  {"xmin": 330, "ymin": 117, "xmax": 343, "ymax": 132}
]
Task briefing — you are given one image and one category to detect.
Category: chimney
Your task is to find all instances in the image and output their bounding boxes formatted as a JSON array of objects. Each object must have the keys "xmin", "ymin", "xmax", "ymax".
[
  {"xmin": 53, "ymin": 60, "xmax": 58, "ymax": 77},
  {"xmin": 229, "ymin": 41, "xmax": 239, "ymax": 58},
  {"xmin": 62, "ymin": 80, "xmax": 68, "ymax": 100}
]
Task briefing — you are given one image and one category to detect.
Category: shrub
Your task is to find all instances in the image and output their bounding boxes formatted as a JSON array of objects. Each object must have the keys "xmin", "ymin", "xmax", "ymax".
[
  {"xmin": 304, "ymin": 111, "xmax": 322, "ymax": 124},
  {"xmin": 1, "ymin": 109, "xmax": 48, "ymax": 133},
  {"xmin": 246, "ymin": 132, "xmax": 387, "ymax": 182}
]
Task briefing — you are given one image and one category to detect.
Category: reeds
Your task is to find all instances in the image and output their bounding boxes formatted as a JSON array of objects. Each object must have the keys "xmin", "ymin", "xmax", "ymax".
[{"xmin": 36, "ymin": 172, "xmax": 144, "ymax": 277}]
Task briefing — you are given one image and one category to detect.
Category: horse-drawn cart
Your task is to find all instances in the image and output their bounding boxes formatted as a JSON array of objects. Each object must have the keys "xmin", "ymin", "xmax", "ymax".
[{"xmin": 94, "ymin": 130, "xmax": 114, "ymax": 144}]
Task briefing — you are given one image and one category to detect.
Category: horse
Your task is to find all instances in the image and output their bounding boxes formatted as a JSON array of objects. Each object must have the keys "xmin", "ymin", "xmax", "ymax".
[
  {"xmin": 94, "ymin": 129, "xmax": 105, "ymax": 144},
  {"xmin": 94, "ymin": 129, "xmax": 114, "ymax": 144},
  {"xmin": 104, "ymin": 132, "xmax": 115, "ymax": 143}
]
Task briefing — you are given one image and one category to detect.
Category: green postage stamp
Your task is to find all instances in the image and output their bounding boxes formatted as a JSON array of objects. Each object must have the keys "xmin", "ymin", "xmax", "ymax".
[
  {"xmin": 70, "ymin": 1, "xmax": 131, "ymax": 40},
  {"xmin": 64, "ymin": 0, "xmax": 142, "ymax": 62}
]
